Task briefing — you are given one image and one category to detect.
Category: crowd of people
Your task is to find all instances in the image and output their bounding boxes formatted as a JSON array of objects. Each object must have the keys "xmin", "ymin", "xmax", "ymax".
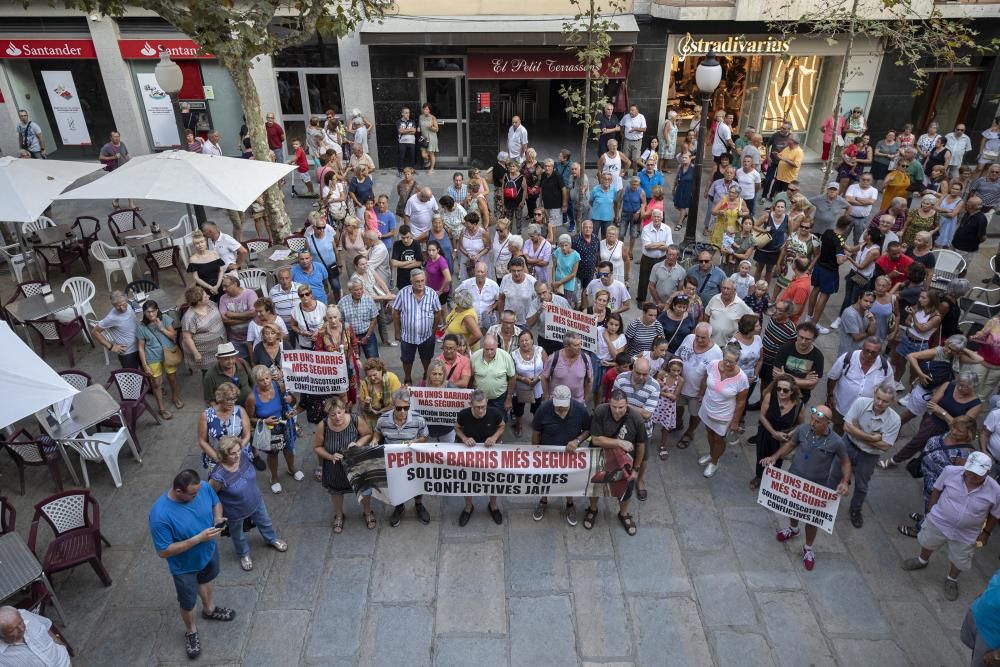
[{"xmin": 110, "ymin": 106, "xmax": 1000, "ymax": 661}]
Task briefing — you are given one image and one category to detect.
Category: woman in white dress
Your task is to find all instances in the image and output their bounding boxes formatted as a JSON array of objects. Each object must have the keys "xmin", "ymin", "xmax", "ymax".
[
  {"xmin": 511, "ymin": 329, "xmax": 547, "ymax": 437},
  {"xmin": 458, "ymin": 212, "xmax": 491, "ymax": 281},
  {"xmin": 599, "ymin": 224, "xmax": 628, "ymax": 284},
  {"xmin": 490, "ymin": 218, "xmax": 514, "ymax": 281}
]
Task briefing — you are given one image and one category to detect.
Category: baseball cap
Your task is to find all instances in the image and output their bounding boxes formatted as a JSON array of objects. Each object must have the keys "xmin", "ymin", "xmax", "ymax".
[
  {"xmin": 826, "ymin": 181, "xmax": 839, "ymax": 190},
  {"xmin": 552, "ymin": 385, "xmax": 572, "ymax": 408},
  {"xmin": 964, "ymin": 451, "xmax": 993, "ymax": 477}
]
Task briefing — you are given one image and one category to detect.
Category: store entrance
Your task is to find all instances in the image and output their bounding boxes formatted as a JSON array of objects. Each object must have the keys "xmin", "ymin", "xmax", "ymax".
[{"xmin": 274, "ymin": 68, "xmax": 343, "ymax": 152}]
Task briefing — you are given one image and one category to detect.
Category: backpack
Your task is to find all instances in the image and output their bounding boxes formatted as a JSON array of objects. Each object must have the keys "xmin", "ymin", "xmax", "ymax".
[
  {"xmin": 838, "ymin": 349, "xmax": 889, "ymax": 379},
  {"xmin": 547, "ymin": 349, "xmax": 591, "ymax": 385}
]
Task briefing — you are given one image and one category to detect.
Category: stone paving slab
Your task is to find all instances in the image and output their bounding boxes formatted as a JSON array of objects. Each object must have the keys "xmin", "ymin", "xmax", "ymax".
[
  {"xmin": 723, "ymin": 507, "xmax": 800, "ymax": 591},
  {"xmin": 509, "ymin": 595, "xmax": 577, "ymax": 667},
  {"xmin": 154, "ymin": 585, "xmax": 258, "ymax": 664},
  {"xmin": 689, "ymin": 549, "xmax": 758, "ymax": 628},
  {"xmin": 613, "ymin": 523, "xmax": 691, "ymax": 595},
  {"xmin": 799, "ymin": 553, "xmax": 890, "ymax": 637},
  {"xmin": 74, "ymin": 609, "xmax": 163, "ymax": 667},
  {"xmin": 434, "ymin": 637, "xmax": 508, "ymax": 667},
  {"xmin": 711, "ymin": 630, "xmax": 776, "ymax": 667},
  {"xmin": 628, "ymin": 596, "xmax": 712, "ymax": 667},
  {"xmin": 830, "ymin": 639, "xmax": 911, "ymax": 667},
  {"xmin": 506, "ymin": 512, "xmax": 570, "ymax": 594},
  {"xmin": 305, "ymin": 557, "xmax": 371, "ymax": 661},
  {"xmin": 669, "ymin": 486, "xmax": 728, "ymax": 551},
  {"xmin": 258, "ymin": 525, "xmax": 329, "ymax": 609},
  {"xmin": 569, "ymin": 558, "xmax": 632, "ymax": 659},
  {"xmin": 883, "ymin": 600, "xmax": 967, "ymax": 667},
  {"xmin": 755, "ymin": 591, "xmax": 836, "ymax": 667},
  {"xmin": 369, "ymin": 520, "xmax": 440, "ymax": 603},
  {"xmin": 436, "ymin": 539, "xmax": 507, "ymax": 635},
  {"xmin": 359, "ymin": 605, "xmax": 434, "ymax": 667},
  {"xmin": 243, "ymin": 609, "xmax": 311, "ymax": 666}
]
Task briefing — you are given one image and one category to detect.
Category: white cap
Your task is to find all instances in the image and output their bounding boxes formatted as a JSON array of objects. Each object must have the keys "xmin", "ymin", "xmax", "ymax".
[
  {"xmin": 826, "ymin": 181, "xmax": 840, "ymax": 190},
  {"xmin": 552, "ymin": 385, "xmax": 572, "ymax": 408},
  {"xmin": 964, "ymin": 451, "xmax": 993, "ymax": 476}
]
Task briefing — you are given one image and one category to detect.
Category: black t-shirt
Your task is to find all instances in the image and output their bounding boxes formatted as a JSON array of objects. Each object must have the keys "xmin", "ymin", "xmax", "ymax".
[
  {"xmin": 817, "ymin": 229, "xmax": 845, "ymax": 271},
  {"xmin": 953, "ymin": 212, "xmax": 988, "ymax": 253},
  {"xmin": 532, "ymin": 400, "xmax": 592, "ymax": 448},
  {"xmin": 590, "ymin": 403, "xmax": 647, "ymax": 446},
  {"xmin": 456, "ymin": 406, "xmax": 505, "ymax": 442},
  {"xmin": 898, "ymin": 282, "xmax": 923, "ymax": 313},
  {"xmin": 391, "ymin": 240, "xmax": 423, "ymax": 288},
  {"xmin": 493, "ymin": 161, "xmax": 507, "ymax": 187},
  {"xmin": 540, "ymin": 172, "xmax": 566, "ymax": 209},
  {"xmin": 905, "ymin": 249, "xmax": 936, "ymax": 271},
  {"xmin": 773, "ymin": 341, "xmax": 825, "ymax": 402}
]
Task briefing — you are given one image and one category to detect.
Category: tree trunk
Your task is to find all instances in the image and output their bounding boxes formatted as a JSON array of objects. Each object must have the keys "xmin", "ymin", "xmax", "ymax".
[
  {"xmin": 576, "ymin": 3, "xmax": 596, "ymax": 225},
  {"xmin": 824, "ymin": 0, "xmax": 859, "ymax": 185},
  {"xmin": 221, "ymin": 56, "xmax": 292, "ymax": 241}
]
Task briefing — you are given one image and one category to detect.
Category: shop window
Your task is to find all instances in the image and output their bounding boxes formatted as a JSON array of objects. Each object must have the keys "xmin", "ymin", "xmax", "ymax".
[
  {"xmin": 762, "ymin": 56, "xmax": 822, "ymax": 134},
  {"xmin": 424, "ymin": 57, "xmax": 464, "ymax": 72}
]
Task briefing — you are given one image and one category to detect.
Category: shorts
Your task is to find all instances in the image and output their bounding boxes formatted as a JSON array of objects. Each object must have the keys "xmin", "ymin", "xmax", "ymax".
[
  {"xmin": 147, "ymin": 360, "xmax": 178, "ymax": 378},
  {"xmin": 400, "ymin": 336, "xmax": 436, "ymax": 364},
  {"xmin": 620, "ymin": 212, "xmax": 642, "ymax": 238},
  {"xmin": 895, "ymin": 334, "xmax": 929, "ymax": 359},
  {"xmin": 754, "ymin": 248, "xmax": 779, "ymax": 267},
  {"xmin": 172, "ymin": 548, "xmax": 220, "ymax": 611},
  {"xmin": 918, "ymin": 517, "xmax": 976, "ymax": 571},
  {"xmin": 677, "ymin": 394, "xmax": 700, "ymax": 415},
  {"xmin": 810, "ymin": 265, "xmax": 840, "ymax": 295},
  {"xmin": 297, "ymin": 170, "xmax": 312, "ymax": 184},
  {"xmin": 547, "ymin": 209, "xmax": 563, "ymax": 230}
]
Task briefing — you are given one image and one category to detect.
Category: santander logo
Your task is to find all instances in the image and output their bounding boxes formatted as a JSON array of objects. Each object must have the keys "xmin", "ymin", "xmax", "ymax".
[
  {"xmin": 140, "ymin": 42, "xmax": 157, "ymax": 57},
  {"xmin": 5, "ymin": 43, "xmax": 22, "ymax": 57}
]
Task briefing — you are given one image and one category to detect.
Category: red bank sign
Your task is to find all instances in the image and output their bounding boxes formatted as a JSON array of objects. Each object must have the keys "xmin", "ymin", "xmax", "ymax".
[
  {"xmin": 467, "ymin": 52, "xmax": 628, "ymax": 80},
  {"xmin": 0, "ymin": 40, "xmax": 97, "ymax": 59},
  {"xmin": 117, "ymin": 39, "xmax": 212, "ymax": 59}
]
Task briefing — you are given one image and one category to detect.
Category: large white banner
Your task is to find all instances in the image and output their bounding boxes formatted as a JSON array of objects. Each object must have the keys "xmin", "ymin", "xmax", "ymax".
[
  {"xmin": 408, "ymin": 387, "xmax": 473, "ymax": 427},
  {"xmin": 281, "ymin": 349, "xmax": 349, "ymax": 395},
  {"xmin": 542, "ymin": 303, "xmax": 597, "ymax": 353},
  {"xmin": 380, "ymin": 442, "xmax": 632, "ymax": 506},
  {"xmin": 136, "ymin": 73, "xmax": 180, "ymax": 148},
  {"xmin": 40, "ymin": 71, "xmax": 91, "ymax": 146},
  {"xmin": 756, "ymin": 465, "xmax": 841, "ymax": 534}
]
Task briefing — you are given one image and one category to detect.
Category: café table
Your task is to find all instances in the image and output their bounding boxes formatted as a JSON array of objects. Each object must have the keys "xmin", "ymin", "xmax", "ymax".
[
  {"xmin": 6, "ymin": 291, "xmax": 75, "ymax": 323},
  {"xmin": 128, "ymin": 288, "xmax": 178, "ymax": 315},
  {"xmin": 34, "ymin": 384, "xmax": 142, "ymax": 482},
  {"xmin": 119, "ymin": 229, "xmax": 172, "ymax": 251},
  {"xmin": 31, "ymin": 224, "xmax": 76, "ymax": 247},
  {"xmin": 253, "ymin": 244, "xmax": 298, "ymax": 274},
  {"xmin": 0, "ymin": 532, "xmax": 68, "ymax": 625}
]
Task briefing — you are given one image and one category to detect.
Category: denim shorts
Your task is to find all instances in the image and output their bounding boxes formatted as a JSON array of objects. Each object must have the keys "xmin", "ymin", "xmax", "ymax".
[
  {"xmin": 810, "ymin": 265, "xmax": 839, "ymax": 295},
  {"xmin": 896, "ymin": 334, "xmax": 929, "ymax": 359},
  {"xmin": 172, "ymin": 547, "xmax": 220, "ymax": 611}
]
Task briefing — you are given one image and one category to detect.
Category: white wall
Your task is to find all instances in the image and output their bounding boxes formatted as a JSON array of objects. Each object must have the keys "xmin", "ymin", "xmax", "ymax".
[{"xmin": 337, "ymin": 31, "xmax": 377, "ymax": 166}]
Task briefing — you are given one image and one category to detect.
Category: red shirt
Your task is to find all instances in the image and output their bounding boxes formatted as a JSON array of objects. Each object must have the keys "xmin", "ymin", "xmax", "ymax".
[
  {"xmin": 293, "ymin": 147, "xmax": 309, "ymax": 173},
  {"xmin": 875, "ymin": 253, "xmax": 913, "ymax": 286},
  {"xmin": 265, "ymin": 122, "xmax": 285, "ymax": 149},
  {"xmin": 778, "ymin": 275, "xmax": 812, "ymax": 323}
]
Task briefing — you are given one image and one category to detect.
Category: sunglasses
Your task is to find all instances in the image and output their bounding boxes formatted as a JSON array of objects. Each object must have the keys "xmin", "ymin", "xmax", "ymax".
[
  {"xmin": 298, "ymin": 290, "xmax": 312, "ymax": 296},
  {"xmin": 597, "ymin": 272, "xmax": 609, "ymax": 277},
  {"xmin": 394, "ymin": 405, "xmax": 409, "ymax": 412},
  {"xmin": 699, "ymin": 259, "xmax": 711, "ymax": 264},
  {"xmin": 809, "ymin": 406, "xmax": 828, "ymax": 419},
  {"xmin": 776, "ymin": 386, "xmax": 792, "ymax": 393}
]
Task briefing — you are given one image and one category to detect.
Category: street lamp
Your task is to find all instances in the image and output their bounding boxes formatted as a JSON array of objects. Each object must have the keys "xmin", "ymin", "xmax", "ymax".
[
  {"xmin": 685, "ymin": 49, "xmax": 722, "ymax": 247},
  {"xmin": 154, "ymin": 48, "xmax": 206, "ymax": 224}
]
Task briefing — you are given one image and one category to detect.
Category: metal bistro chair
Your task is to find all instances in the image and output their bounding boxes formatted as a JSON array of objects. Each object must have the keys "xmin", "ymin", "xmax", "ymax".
[
  {"xmin": 244, "ymin": 238, "xmax": 272, "ymax": 263},
  {"xmin": 1, "ymin": 429, "xmax": 65, "ymax": 496},
  {"xmin": 107, "ymin": 208, "xmax": 146, "ymax": 246},
  {"xmin": 0, "ymin": 496, "xmax": 15, "ymax": 534},
  {"xmin": 145, "ymin": 245, "xmax": 186, "ymax": 286},
  {"xmin": 238, "ymin": 268, "xmax": 268, "ymax": 296},
  {"xmin": 27, "ymin": 489, "xmax": 112, "ymax": 587},
  {"xmin": 90, "ymin": 241, "xmax": 137, "ymax": 291},
  {"xmin": 59, "ymin": 425, "xmax": 142, "ymax": 489}
]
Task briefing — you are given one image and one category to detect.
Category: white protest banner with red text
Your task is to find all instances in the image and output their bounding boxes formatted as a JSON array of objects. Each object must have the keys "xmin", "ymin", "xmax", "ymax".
[
  {"xmin": 408, "ymin": 387, "xmax": 473, "ymax": 427},
  {"xmin": 382, "ymin": 443, "xmax": 617, "ymax": 506},
  {"xmin": 281, "ymin": 349, "xmax": 348, "ymax": 395},
  {"xmin": 756, "ymin": 465, "xmax": 841, "ymax": 534},
  {"xmin": 543, "ymin": 303, "xmax": 597, "ymax": 353}
]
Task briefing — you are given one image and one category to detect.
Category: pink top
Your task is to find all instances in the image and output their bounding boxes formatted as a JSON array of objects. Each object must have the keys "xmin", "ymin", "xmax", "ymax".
[
  {"xmin": 928, "ymin": 465, "xmax": 1000, "ymax": 543},
  {"xmin": 822, "ymin": 116, "xmax": 845, "ymax": 143},
  {"xmin": 424, "ymin": 255, "xmax": 451, "ymax": 293}
]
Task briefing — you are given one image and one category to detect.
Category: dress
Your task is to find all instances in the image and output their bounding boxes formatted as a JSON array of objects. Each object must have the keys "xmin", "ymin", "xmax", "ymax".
[
  {"xmin": 460, "ymin": 228, "xmax": 487, "ymax": 280},
  {"xmin": 187, "ymin": 258, "xmax": 226, "ymax": 301},
  {"xmin": 445, "ymin": 307, "xmax": 479, "ymax": 351},
  {"xmin": 202, "ymin": 406, "xmax": 244, "ymax": 469},
  {"xmin": 709, "ymin": 200, "xmax": 742, "ymax": 249},
  {"xmin": 673, "ymin": 165, "xmax": 694, "ymax": 209},
  {"xmin": 182, "ymin": 306, "xmax": 227, "ymax": 369},
  {"xmin": 600, "ymin": 240, "xmax": 626, "ymax": 284},
  {"xmin": 664, "ymin": 122, "xmax": 679, "ymax": 157},
  {"xmin": 936, "ymin": 195, "xmax": 961, "ymax": 247},
  {"xmin": 901, "ymin": 209, "xmax": 938, "ymax": 247},
  {"xmin": 321, "ymin": 415, "xmax": 360, "ymax": 495},
  {"xmin": 342, "ymin": 230, "xmax": 366, "ymax": 276},
  {"xmin": 754, "ymin": 392, "xmax": 801, "ymax": 478},
  {"xmin": 419, "ymin": 114, "xmax": 438, "ymax": 152},
  {"xmin": 650, "ymin": 377, "xmax": 679, "ymax": 430},
  {"xmin": 775, "ymin": 233, "xmax": 818, "ymax": 289}
]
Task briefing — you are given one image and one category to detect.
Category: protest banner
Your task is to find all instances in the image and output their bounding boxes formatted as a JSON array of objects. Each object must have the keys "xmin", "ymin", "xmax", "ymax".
[
  {"xmin": 756, "ymin": 465, "xmax": 841, "ymax": 534},
  {"xmin": 281, "ymin": 349, "xmax": 349, "ymax": 395},
  {"xmin": 543, "ymin": 302, "xmax": 597, "ymax": 353},
  {"xmin": 342, "ymin": 442, "xmax": 632, "ymax": 506},
  {"xmin": 408, "ymin": 387, "xmax": 474, "ymax": 427}
]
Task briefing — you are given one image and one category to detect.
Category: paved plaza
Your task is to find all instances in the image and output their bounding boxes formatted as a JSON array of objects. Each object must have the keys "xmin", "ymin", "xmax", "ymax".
[{"xmin": 2, "ymin": 163, "xmax": 998, "ymax": 666}]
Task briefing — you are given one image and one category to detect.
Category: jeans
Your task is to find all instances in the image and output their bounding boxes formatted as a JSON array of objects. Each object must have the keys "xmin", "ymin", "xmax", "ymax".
[
  {"xmin": 847, "ymin": 441, "xmax": 880, "ymax": 513},
  {"xmin": 28, "ymin": 150, "xmax": 46, "ymax": 159},
  {"xmin": 848, "ymin": 216, "xmax": 868, "ymax": 246},
  {"xmin": 488, "ymin": 394, "xmax": 509, "ymax": 422},
  {"xmin": 359, "ymin": 334, "xmax": 379, "ymax": 358},
  {"xmin": 272, "ymin": 148, "xmax": 285, "ymax": 164},
  {"xmin": 398, "ymin": 143, "xmax": 415, "ymax": 172},
  {"xmin": 228, "ymin": 498, "xmax": 278, "ymax": 557}
]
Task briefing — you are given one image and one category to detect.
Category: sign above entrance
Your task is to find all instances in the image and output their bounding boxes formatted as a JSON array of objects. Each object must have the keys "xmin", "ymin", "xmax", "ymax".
[
  {"xmin": 467, "ymin": 53, "xmax": 628, "ymax": 80},
  {"xmin": 676, "ymin": 33, "xmax": 792, "ymax": 62},
  {"xmin": 0, "ymin": 40, "xmax": 96, "ymax": 59},
  {"xmin": 118, "ymin": 39, "xmax": 212, "ymax": 59}
]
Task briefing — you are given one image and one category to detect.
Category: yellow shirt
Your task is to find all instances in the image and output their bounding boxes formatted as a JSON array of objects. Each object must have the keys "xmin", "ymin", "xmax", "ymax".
[
  {"xmin": 358, "ymin": 371, "xmax": 401, "ymax": 429},
  {"xmin": 445, "ymin": 306, "xmax": 480, "ymax": 351},
  {"xmin": 775, "ymin": 145, "xmax": 804, "ymax": 183}
]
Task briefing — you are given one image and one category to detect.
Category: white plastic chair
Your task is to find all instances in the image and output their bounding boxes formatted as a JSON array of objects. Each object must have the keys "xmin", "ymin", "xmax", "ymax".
[
  {"xmin": 61, "ymin": 277, "xmax": 97, "ymax": 341},
  {"xmin": 0, "ymin": 243, "xmax": 37, "ymax": 283},
  {"xmin": 22, "ymin": 216, "xmax": 55, "ymax": 235},
  {"xmin": 169, "ymin": 214, "xmax": 193, "ymax": 238},
  {"xmin": 86, "ymin": 317, "xmax": 110, "ymax": 366},
  {"xmin": 59, "ymin": 427, "xmax": 142, "ymax": 489},
  {"xmin": 930, "ymin": 249, "xmax": 966, "ymax": 289},
  {"xmin": 174, "ymin": 230, "xmax": 195, "ymax": 267},
  {"xmin": 238, "ymin": 268, "xmax": 268, "ymax": 296},
  {"xmin": 90, "ymin": 241, "xmax": 137, "ymax": 291}
]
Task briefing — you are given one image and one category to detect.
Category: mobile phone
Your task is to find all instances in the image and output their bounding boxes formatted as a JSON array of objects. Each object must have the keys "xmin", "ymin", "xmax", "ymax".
[{"xmin": 214, "ymin": 519, "xmax": 228, "ymax": 530}]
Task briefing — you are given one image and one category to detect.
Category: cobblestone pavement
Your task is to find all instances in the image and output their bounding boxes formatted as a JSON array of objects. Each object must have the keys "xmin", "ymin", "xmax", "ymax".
[{"xmin": 2, "ymin": 159, "xmax": 997, "ymax": 666}]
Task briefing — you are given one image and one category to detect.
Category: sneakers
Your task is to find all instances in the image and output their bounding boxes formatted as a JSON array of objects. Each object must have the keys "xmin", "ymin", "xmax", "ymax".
[
  {"xmin": 776, "ymin": 526, "xmax": 800, "ymax": 542},
  {"xmin": 292, "ymin": 470, "xmax": 305, "ymax": 482},
  {"xmin": 817, "ymin": 325, "xmax": 831, "ymax": 335},
  {"xmin": 185, "ymin": 631, "xmax": 201, "ymax": 659},
  {"xmin": 944, "ymin": 578, "xmax": 959, "ymax": 601},
  {"xmin": 698, "ymin": 454, "xmax": 712, "ymax": 465},
  {"xmin": 270, "ymin": 482, "xmax": 283, "ymax": 494},
  {"xmin": 894, "ymin": 381, "xmax": 905, "ymax": 392},
  {"xmin": 803, "ymin": 547, "xmax": 815, "ymax": 571},
  {"xmin": 703, "ymin": 462, "xmax": 719, "ymax": 478},
  {"xmin": 850, "ymin": 510, "xmax": 864, "ymax": 528},
  {"xmin": 390, "ymin": 505, "xmax": 404, "ymax": 527},
  {"xmin": 565, "ymin": 504, "xmax": 578, "ymax": 526},
  {"xmin": 415, "ymin": 503, "xmax": 430, "ymax": 524},
  {"xmin": 388, "ymin": 341, "xmax": 399, "ymax": 347},
  {"xmin": 901, "ymin": 557, "xmax": 929, "ymax": 571},
  {"xmin": 532, "ymin": 501, "xmax": 547, "ymax": 521},
  {"xmin": 829, "ymin": 317, "xmax": 841, "ymax": 329}
]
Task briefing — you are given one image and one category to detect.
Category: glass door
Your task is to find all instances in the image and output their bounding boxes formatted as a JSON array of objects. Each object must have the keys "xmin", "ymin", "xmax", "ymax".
[
  {"xmin": 274, "ymin": 68, "xmax": 343, "ymax": 152},
  {"xmin": 422, "ymin": 57, "xmax": 468, "ymax": 164}
]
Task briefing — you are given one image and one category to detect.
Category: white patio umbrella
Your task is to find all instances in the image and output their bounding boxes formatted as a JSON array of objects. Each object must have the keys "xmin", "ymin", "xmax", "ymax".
[
  {"xmin": 0, "ymin": 155, "xmax": 104, "ymax": 223},
  {"xmin": 56, "ymin": 150, "xmax": 295, "ymax": 212},
  {"xmin": 0, "ymin": 322, "xmax": 78, "ymax": 430}
]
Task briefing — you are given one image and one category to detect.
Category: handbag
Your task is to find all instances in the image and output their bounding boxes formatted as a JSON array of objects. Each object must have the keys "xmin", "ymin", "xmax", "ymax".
[
  {"xmin": 752, "ymin": 231, "xmax": 772, "ymax": 249},
  {"xmin": 835, "ymin": 134, "xmax": 845, "ymax": 148},
  {"xmin": 163, "ymin": 344, "xmax": 184, "ymax": 367},
  {"xmin": 417, "ymin": 133, "xmax": 429, "ymax": 150},
  {"xmin": 906, "ymin": 443, "xmax": 970, "ymax": 478},
  {"xmin": 252, "ymin": 419, "xmax": 273, "ymax": 452},
  {"xmin": 847, "ymin": 270, "xmax": 870, "ymax": 288}
]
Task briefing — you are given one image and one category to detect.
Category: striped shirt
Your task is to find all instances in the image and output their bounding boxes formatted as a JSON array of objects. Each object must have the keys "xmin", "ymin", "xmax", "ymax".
[
  {"xmin": 761, "ymin": 318, "xmax": 797, "ymax": 365},
  {"xmin": 268, "ymin": 283, "xmax": 301, "ymax": 325},
  {"xmin": 392, "ymin": 286, "xmax": 441, "ymax": 344},
  {"xmin": 613, "ymin": 371, "xmax": 661, "ymax": 428},
  {"xmin": 375, "ymin": 412, "xmax": 429, "ymax": 444},
  {"xmin": 338, "ymin": 294, "xmax": 379, "ymax": 336},
  {"xmin": 625, "ymin": 319, "xmax": 664, "ymax": 357}
]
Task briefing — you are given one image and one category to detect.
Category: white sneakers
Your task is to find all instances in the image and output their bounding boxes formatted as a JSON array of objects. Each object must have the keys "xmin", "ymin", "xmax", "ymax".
[
  {"xmin": 829, "ymin": 317, "xmax": 841, "ymax": 329},
  {"xmin": 703, "ymin": 463, "xmax": 719, "ymax": 478},
  {"xmin": 271, "ymin": 482, "xmax": 283, "ymax": 494},
  {"xmin": 292, "ymin": 470, "xmax": 305, "ymax": 481},
  {"xmin": 817, "ymin": 325, "xmax": 831, "ymax": 335},
  {"xmin": 698, "ymin": 454, "xmax": 712, "ymax": 465}
]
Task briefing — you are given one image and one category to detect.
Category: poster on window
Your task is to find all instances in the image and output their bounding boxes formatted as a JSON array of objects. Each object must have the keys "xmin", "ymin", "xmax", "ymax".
[
  {"xmin": 40, "ymin": 71, "xmax": 91, "ymax": 146},
  {"xmin": 136, "ymin": 73, "xmax": 180, "ymax": 148}
]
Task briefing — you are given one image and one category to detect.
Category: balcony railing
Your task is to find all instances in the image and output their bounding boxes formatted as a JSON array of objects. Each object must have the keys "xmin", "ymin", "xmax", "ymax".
[{"xmin": 653, "ymin": 0, "xmax": 736, "ymax": 6}]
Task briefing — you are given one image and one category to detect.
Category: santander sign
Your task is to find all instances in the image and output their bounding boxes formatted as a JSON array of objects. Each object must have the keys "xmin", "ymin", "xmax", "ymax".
[
  {"xmin": 118, "ymin": 39, "xmax": 211, "ymax": 59},
  {"xmin": 1, "ymin": 40, "xmax": 97, "ymax": 59}
]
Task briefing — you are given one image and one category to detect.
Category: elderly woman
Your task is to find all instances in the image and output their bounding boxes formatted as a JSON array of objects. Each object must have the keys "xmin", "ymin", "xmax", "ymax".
[
  {"xmin": 423, "ymin": 359, "xmax": 458, "ymax": 442},
  {"xmin": 181, "ymin": 285, "xmax": 227, "ymax": 372},
  {"xmin": 316, "ymin": 303, "xmax": 361, "ymax": 404},
  {"xmin": 186, "ymin": 230, "xmax": 226, "ymax": 302},
  {"xmin": 750, "ymin": 373, "xmax": 804, "ymax": 490},
  {"xmin": 428, "ymin": 213, "xmax": 455, "ymax": 277},
  {"xmin": 395, "ymin": 166, "xmax": 420, "ymax": 218},
  {"xmin": 439, "ymin": 195, "xmax": 467, "ymax": 241},
  {"xmin": 354, "ymin": 254, "xmax": 396, "ymax": 347},
  {"xmin": 198, "ymin": 382, "xmax": 251, "ymax": 471},
  {"xmin": 246, "ymin": 364, "xmax": 301, "ymax": 494},
  {"xmin": 358, "ymin": 357, "xmax": 402, "ymax": 432},
  {"xmin": 552, "ymin": 234, "xmax": 581, "ymax": 306},
  {"xmin": 246, "ymin": 297, "xmax": 288, "ymax": 356},
  {"xmin": 444, "ymin": 288, "xmax": 482, "ymax": 351},
  {"xmin": 505, "ymin": 235, "xmax": 524, "ymax": 278},
  {"xmin": 251, "ymin": 321, "xmax": 284, "ymax": 373},
  {"xmin": 697, "ymin": 342, "xmax": 750, "ymax": 477},
  {"xmin": 600, "ymin": 224, "xmax": 629, "ymax": 285},
  {"xmin": 339, "ymin": 216, "xmax": 366, "ymax": 277},
  {"xmin": 901, "ymin": 195, "xmax": 940, "ymax": 247},
  {"xmin": 491, "ymin": 218, "xmax": 514, "ymax": 281},
  {"xmin": 511, "ymin": 329, "xmax": 546, "ymax": 437},
  {"xmin": 137, "ymin": 300, "xmax": 184, "ymax": 419},
  {"xmin": 208, "ymin": 436, "xmax": 288, "ymax": 571},
  {"xmin": 881, "ymin": 369, "xmax": 982, "ymax": 470},
  {"xmin": 897, "ymin": 415, "xmax": 979, "ymax": 538},
  {"xmin": 458, "ymin": 211, "xmax": 491, "ymax": 280},
  {"xmin": 290, "ymin": 284, "xmax": 325, "ymax": 351},
  {"xmin": 314, "ymin": 396, "xmax": 376, "ymax": 533},
  {"xmin": 710, "ymin": 183, "xmax": 748, "ymax": 250}
]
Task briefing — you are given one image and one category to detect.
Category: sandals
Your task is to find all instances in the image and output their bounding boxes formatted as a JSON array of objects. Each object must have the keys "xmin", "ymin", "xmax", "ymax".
[
  {"xmin": 674, "ymin": 222, "xmax": 683, "ymax": 232},
  {"xmin": 749, "ymin": 477, "xmax": 761, "ymax": 491},
  {"xmin": 158, "ymin": 409, "xmax": 173, "ymax": 420},
  {"xmin": 333, "ymin": 515, "xmax": 344, "ymax": 534},
  {"xmin": 636, "ymin": 487, "xmax": 648, "ymax": 502},
  {"xmin": 364, "ymin": 512, "xmax": 377, "ymax": 530},
  {"xmin": 269, "ymin": 539, "xmax": 288, "ymax": 552},
  {"xmin": 202, "ymin": 606, "xmax": 236, "ymax": 621},
  {"xmin": 240, "ymin": 555, "xmax": 253, "ymax": 571},
  {"xmin": 677, "ymin": 435, "xmax": 692, "ymax": 449},
  {"xmin": 908, "ymin": 512, "xmax": 924, "ymax": 522},
  {"xmin": 172, "ymin": 397, "xmax": 185, "ymax": 409},
  {"xmin": 658, "ymin": 444, "xmax": 670, "ymax": 460},
  {"xmin": 617, "ymin": 512, "xmax": 637, "ymax": 536},
  {"xmin": 583, "ymin": 508, "xmax": 598, "ymax": 530},
  {"xmin": 897, "ymin": 524, "xmax": 919, "ymax": 538},
  {"xmin": 878, "ymin": 458, "xmax": 897, "ymax": 470}
]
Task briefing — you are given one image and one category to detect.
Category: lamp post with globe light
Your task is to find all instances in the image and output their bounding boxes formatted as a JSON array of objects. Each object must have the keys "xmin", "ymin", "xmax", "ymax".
[
  {"xmin": 154, "ymin": 48, "xmax": 206, "ymax": 224},
  {"xmin": 684, "ymin": 50, "xmax": 722, "ymax": 248}
]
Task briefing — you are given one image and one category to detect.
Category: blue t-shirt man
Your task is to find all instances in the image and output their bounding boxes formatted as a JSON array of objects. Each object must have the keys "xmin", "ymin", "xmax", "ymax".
[
  {"xmin": 292, "ymin": 261, "xmax": 329, "ymax": 304},
  {"xmin": 149, "ymin": 480, "xmax": 219, "ymax": 575},
  {"xmin": 376, "ymin": 210, "xmax": 397, "ymax": 252},
  {"xmin": 589, "ymin": 185, "xmax": 618, "ymax": 223}
]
